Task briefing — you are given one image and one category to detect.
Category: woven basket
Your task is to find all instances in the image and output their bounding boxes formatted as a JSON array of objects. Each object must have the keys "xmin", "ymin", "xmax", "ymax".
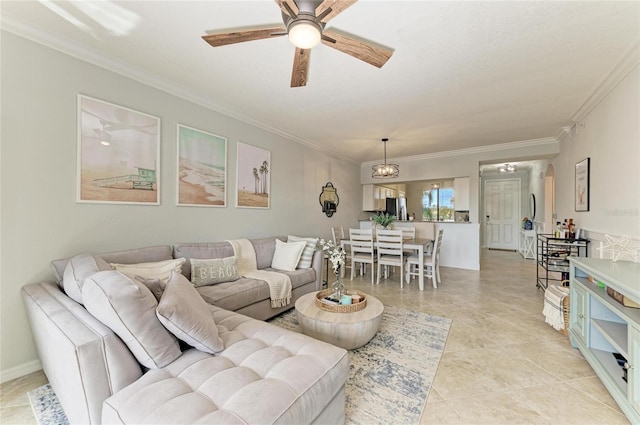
[{"xmin": 315, "ymin": 289, "xmax": 367, "ymax": 313}]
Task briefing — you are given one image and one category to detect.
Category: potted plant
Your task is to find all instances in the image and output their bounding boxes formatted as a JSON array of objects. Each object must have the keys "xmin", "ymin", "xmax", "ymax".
[{"xmin": 373, "ymin": 212, "xmax": 396, "ymax": 229}]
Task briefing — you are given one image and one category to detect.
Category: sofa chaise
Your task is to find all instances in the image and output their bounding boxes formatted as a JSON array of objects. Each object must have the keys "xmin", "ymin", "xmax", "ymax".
[{"xmin": 22, "ymin": 236, "xmax": 349, "ymax": 424}]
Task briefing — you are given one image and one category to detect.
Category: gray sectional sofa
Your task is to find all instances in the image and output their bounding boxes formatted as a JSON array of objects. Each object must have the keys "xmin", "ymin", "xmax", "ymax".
[{"xmin": 22, "ymin": 236, "xmax": 349, "ymax": 424}]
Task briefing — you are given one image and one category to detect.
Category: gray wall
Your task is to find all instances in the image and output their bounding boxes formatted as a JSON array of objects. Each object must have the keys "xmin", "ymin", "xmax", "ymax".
[{"xmin": 0, "ymin": 32, "xmax": 362, "ymax": 379}]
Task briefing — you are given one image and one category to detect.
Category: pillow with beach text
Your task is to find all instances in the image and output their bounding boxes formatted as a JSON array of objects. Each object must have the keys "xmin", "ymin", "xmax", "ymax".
[{"xmin": 190, "ymin": 256, "xmax": 239, "ymax": 287}]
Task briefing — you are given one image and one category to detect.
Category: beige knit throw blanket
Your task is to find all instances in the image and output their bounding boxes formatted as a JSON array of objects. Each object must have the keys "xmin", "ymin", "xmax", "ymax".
[
  {"xmin": 543, "ymin": 285, "xmax": 569, "ymax": 331},
  {"xmin": 227, "ymin": 239, "xmax": 292, "ymax": 308}
]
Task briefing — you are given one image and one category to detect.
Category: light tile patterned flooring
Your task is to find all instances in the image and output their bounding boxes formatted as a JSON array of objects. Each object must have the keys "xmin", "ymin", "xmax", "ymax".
[{"xmin": 0, "ymin": 249, "xmax": 631, "ymax": 424}]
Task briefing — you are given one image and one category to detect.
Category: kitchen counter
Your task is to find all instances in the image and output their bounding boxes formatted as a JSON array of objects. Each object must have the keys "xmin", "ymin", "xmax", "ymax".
[
  {"xmin": 358, "ymin": 219, "xmax": 473, "ymax": 224},
  {"xmin": 357, "ymin": 221, "xmax": 480, "ymax": 271}
]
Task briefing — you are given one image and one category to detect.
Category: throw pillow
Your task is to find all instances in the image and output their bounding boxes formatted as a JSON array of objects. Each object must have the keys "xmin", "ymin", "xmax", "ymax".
[
  {"xmin": 110, "ymin": 258, "xmax": 186, "ymax": 283},
  {"xmin": 82, "ymin": 270, "xmax": 181, "ymax": 369},
  {"xmin": 133, "ymin": 275, "xmax": 166, "ymax": 301},
  {"xmin": 62, "ymin": 254, "xmax": 110, "ymax": 305},
  {"xmin": 156, "ymin": 271, "xmax": 224, "ymax": 354},
  {"xmin": 287, "ymin": 235, "xmax": 319, "ymax": 269},
  {"xmin": 190, "ymin": 256, "xmax": 239, "ymax": 287},
  {"xmin": 271, "ymin": 239, "xmax": 306, "ymax": 272}
]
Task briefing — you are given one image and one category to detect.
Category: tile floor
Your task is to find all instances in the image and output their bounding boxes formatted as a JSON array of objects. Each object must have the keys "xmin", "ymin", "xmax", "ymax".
[{"xmin": 0, "ymin": 249, "xmax": 631, "ymax": 424}]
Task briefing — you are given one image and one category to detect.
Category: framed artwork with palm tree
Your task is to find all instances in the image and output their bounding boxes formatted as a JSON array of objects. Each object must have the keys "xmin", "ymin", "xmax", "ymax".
[{"xmin": 236, "ymin": 141, "xmax": 270, "ymax": 209}]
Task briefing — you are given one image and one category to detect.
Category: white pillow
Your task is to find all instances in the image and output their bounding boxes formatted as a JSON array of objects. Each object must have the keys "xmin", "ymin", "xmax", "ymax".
[
  {"xmin": 271, "ymin": 239, "xmax": 306, "ymax": 272},
  {"xmin": 287, "ymin": 235, "xmax": 318, "ymax": 269},
  {"xmin": 110, "ymin": 258, "xmax": 186, "ymax": 283},
  {"xmin": 82, "ymin": 270, "xmax": 181, "ymax": 369},
  {"xmin": 62, "ymin": 254, "xmax": 110, "ymax": 304},
  {"xmin": 157, "ymin": 271, "xmax": 224, "ymax": 354}
]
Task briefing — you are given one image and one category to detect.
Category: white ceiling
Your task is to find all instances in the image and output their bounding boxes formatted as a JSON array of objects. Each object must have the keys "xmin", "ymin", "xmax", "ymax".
[{"xmin": 2, "ymin": 1, "xmax": 639, "ymax": 163}]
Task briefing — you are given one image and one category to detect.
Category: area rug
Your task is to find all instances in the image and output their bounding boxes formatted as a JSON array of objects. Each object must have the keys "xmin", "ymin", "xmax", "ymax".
[
  {"xmin": 28, "ymin": 384, "xmax": 68, "ymax": 425},
  {"xmin": 29, "ymin": 306, "xmax": 450, "ymax": 425},
  {"xmin": 269, "ymin": 305, "xmax": 451, "ymax": 425}
]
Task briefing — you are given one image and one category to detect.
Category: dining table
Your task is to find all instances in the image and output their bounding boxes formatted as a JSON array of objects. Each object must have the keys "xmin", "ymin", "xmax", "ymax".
[{"xmin": 341, "ymin": 237, "xmax": 433, "ymax": 291}]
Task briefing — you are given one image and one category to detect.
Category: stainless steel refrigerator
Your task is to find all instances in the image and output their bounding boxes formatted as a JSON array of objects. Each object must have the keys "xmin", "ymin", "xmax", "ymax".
[{"xmin": 385, "ymin": 197, "xmax": 407, "ymax": 221}]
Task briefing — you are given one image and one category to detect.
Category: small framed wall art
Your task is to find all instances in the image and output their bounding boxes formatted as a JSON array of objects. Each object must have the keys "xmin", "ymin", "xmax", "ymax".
[
  {"xmin": 176, "ymin": 124, "xmax": 227, "ymax": 207},
  {"xmin": 575, "ymin": 157, "xmax": 590, "ymax": 212},
  {"xmin": 236, "ymin": 141, "xmax": 270, "ymax": 209},
  {"xmin": 77, "ymin": 95, "xmax": 160, "ymax": 205}
]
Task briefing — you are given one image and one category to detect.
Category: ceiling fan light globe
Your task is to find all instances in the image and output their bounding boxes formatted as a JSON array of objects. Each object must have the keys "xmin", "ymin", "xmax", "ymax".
[{"xmin": 288, "ymin": 21, "xmax": 321, "ymax": 49}]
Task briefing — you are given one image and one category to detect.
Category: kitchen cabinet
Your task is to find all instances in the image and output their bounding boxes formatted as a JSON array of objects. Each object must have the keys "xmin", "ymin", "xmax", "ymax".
[
  {"xmin": 363, "ymin": 184, "xmax": 376, "ymax": 211},
  {"xmin": 362, "ymin": 184, "xmax": 386, "ymax": 211},
  {"xmin": 569, "ymin": 257, "xmax": 640, "ymax": 423},
  {"xmin": 363, "ymin": 184, "xmax": 398, "ymax": 211},
  {"xmin": 453, "ymin": 177, "xmax": 469, "ymax": 210}
]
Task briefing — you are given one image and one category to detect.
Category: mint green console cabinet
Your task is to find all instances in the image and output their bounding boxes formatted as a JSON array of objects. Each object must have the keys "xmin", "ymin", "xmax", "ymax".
[{"xmin": 569, "ymin": 257, "xmax": 640, "ymax": 424}]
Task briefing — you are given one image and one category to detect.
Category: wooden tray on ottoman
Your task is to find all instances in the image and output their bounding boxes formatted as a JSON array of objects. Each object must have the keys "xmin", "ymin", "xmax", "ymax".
[{"xmin": 315, "ymin": 289, "xmax": 367, "ymax": 313}]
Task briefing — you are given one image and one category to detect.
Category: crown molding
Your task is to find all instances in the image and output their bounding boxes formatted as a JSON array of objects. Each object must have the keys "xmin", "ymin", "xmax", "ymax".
[
  {"xmin": 362, "ymin": 137, "xmax": 559, "ymax": 166},
  {"xmin": 1, "ymin": 19, "xmax": 358, "ymax": 164},
  {"xmin": 554, "ymin": 126, "xmax": 571, "ymax": 144},
  {"xmin": 571, "ymin": 42, "xmax": 640, "ymax": 122}
]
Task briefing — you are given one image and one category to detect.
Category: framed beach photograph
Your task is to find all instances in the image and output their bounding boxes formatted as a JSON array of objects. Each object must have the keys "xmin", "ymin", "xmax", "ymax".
[
  {"xmin": 575, "ymin": 157, "xmax": 590, "ymax": 211},
  {"xmin": 236, "ymin": 142, "xmax": 270, "ymax": 209},
  {"xmin": 176, "ymin": 124, "xmax": 227, "ymax": 207},
  {"xmin": 77, "ymin": 95, "xmax": 160, "ymax": 204}
]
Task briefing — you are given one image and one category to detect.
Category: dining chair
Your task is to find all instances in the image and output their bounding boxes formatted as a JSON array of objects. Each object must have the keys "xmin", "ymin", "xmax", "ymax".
[
  {"xmin": 349, "ymin": 228, "xmax": 376, "ymax": 284},
  {"xmin": 400, "ymin": 227, "xmax": 416, "ymax": 240},
  {"xmin": 400, "ymin": 226, "xmax": 416, "ymax": 257},
  {"xmin": 405, "ymin": 228, "xmax": 444, "ymax": 288},
  {"xmin": 376, "ymin": 229, "xmax": 404, "ymax": 288},
  {"xmin": 331, "ymin": 225, "xmax": 352, "ymax": 278}
]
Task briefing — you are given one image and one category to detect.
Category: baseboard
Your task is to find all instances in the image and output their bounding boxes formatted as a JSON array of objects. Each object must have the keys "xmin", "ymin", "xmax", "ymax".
[{"xmin": 0, "ymin": 359, "xmax": 42, "ymax": 384}]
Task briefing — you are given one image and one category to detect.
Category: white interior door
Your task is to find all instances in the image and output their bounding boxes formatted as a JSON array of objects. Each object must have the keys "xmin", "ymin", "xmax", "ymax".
[{"xmin": 484, "ymin": 179, "xmax": 520, "ymax": 250}]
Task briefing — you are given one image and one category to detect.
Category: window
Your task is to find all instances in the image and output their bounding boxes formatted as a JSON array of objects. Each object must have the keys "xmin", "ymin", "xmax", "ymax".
[{"xmin": 422, "ymin": 186, "xmax": 454, "ymax": 221}]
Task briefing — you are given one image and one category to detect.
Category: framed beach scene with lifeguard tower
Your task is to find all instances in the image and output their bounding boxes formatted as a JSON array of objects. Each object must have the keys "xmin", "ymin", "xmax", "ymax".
[
  {"xmin": 77, "ymin": 95, "xmax": 160, "ymax": 205},
  {"xmin": 176, "ymin": 124, "xmax": 227, "ymax": 207}
]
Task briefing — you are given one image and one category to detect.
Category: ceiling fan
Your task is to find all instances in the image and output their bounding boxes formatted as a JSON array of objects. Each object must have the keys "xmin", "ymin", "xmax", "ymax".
[{"xmin": 201, "ymin": 0, "xmax": 393, "ymax": 87}]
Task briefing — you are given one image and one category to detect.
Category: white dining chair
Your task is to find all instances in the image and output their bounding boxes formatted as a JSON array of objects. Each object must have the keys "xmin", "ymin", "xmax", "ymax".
[
  {"xmin": 331, "ymin": 226, "xmax": 351, "ymax": 277},
  {"xmin": 405, "ymin": 228, "xmax": 444, "ymax": 288},
  {"xmin": 376, "ymin": 229, "xmax": 404, "ymax": 288},
  {"xmin": 349, "ymin": 228, "xmax": 376, "ymax": 284},
  {"xmin": 401, "ymin": 227, "xmax": 416, "ymax": 240},
  {"xmin": 400, "ymin": 226, "xmax": 416, "ymax": 257}
]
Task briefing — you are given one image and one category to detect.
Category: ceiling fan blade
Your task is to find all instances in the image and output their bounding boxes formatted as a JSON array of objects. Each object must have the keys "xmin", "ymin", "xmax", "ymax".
[
  {"xmin": 321, "ymin": 29, "xmax": 392, "ymax": 68},
  {"xmin": 316, "ymin": 0, "xmax": 357, "ymax": 23},
  {"xmin": 202, "ymin": 27, "xmax": 286, "ymax": 47},
  {"xmin": 291, "ymin": 47, "xmax": 311, "ymax": 87},
  {"xmin": 274, "ymin": 0, "xmax": 299, "ymax": 17}
]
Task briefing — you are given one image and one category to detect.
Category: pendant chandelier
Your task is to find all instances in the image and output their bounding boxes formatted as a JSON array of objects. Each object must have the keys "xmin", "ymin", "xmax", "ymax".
[{"xmin": 371, "ymin": 138, "xmax": 399, "ymax": 178}]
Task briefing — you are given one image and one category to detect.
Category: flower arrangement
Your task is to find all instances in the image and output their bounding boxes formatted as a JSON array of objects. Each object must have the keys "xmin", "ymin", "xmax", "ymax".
[
  {"xmin": 319, "ymin": 239, "xmax": 345, "ymax": 275},
  {"xmin": 373, "ymin": 212, "xmax": 396, "ymax": 228}
]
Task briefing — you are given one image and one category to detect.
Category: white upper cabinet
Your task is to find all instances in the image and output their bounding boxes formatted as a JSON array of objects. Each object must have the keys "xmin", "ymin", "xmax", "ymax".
[
  {"xmin": 363, "ymin": 184, "xmax": 396, "ymax": 211},
  {"xmin": 363, "ymin": 184, "xmax": 376, "ymax": 211}
]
